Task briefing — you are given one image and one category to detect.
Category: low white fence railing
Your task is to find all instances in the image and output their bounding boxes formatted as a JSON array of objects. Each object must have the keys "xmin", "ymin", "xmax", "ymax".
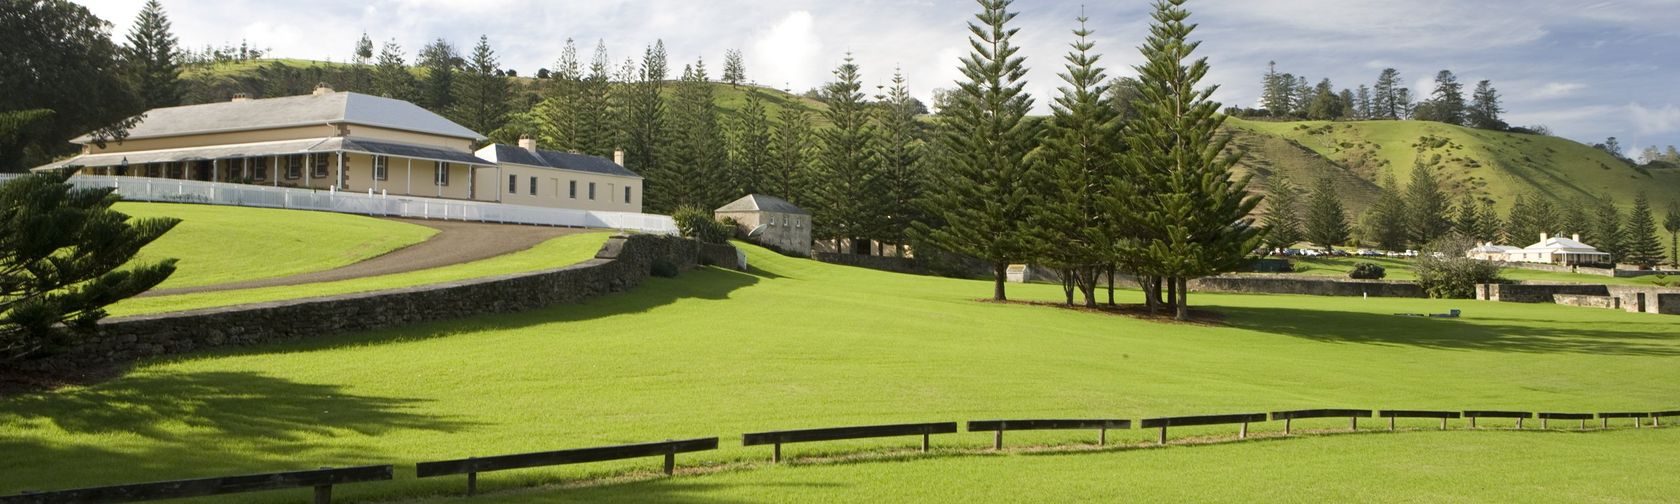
[{"xmin": 2, "ymin": 174, "xmax": 677, "ymax": 235}]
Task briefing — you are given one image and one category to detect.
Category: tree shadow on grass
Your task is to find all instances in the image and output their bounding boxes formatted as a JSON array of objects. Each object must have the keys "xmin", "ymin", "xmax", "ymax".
[
  {"xmin": 1218, "ymin": 306, "xmax": 1680, "ymax": 356},
  {"xmin": 0, "ymin": 371, "xmax": 477, "ymax": 494}
]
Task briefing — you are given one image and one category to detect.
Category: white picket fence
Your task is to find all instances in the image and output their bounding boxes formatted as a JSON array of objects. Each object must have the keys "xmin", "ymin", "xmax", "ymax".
[{"xmin": 3, "ymin": 174, "xmax": 678, "ymax": 234}]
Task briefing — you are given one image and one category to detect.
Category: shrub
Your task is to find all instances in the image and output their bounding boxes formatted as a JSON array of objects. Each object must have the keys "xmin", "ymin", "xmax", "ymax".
[
  {"xmin": 1413, "ymin": 235, "xmax": 1503, "ymax": 299},
  {"xmin": 650, "ymin": 258, "xmax": 680, "ymax": 278},
  {"xmin": 671, "ymin": 206, "xmax": 733, "ymax": 244},
  {"xmin": 1348, "ymin": 262, "xmax": 1386, "ymax": 280}
]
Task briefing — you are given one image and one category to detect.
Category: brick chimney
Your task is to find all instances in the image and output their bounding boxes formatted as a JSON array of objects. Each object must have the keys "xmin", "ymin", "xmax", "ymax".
[
  {"xmin": 230, "ymin": 93, "xmax": 251, "ymax": 102},
  {"xmin": 1540, "ymin": 232, "xmax": 1549, "ymax": 242},
  {"xmin": 312, "ymin": 83, "xmax": 334, "ymax": 96},
  {"xmin": 613, "ymin": 149, "xmax": 625, "ymax": 166},
  {"xmin": 518, "ymin": 135, "xmax": 538, "ymax": 153}
]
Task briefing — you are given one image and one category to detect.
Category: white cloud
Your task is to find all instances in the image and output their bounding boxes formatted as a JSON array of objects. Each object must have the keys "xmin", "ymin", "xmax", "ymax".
[
  {"xmin": 1627, "ymin": 103, "xmax": 1680, "ymax": 135},
  {"xmin": 750, "ymin": 11, "xmax": 823, "ymax": 91},
  {"xmin": 1530, "ymin": 82, "xmax": 1586, "ymax": 99}
]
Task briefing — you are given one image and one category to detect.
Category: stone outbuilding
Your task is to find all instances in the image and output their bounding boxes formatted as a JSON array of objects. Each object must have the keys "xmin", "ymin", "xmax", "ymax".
[{"xmin": 715, "ymin": 194, "xmax": 811, "ymax": 256}]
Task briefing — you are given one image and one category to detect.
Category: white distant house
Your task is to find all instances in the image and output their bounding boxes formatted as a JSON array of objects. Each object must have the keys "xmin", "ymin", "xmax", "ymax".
[
  {"xmin": 1504, "ymin": 233, "xmax": 1612, "ymax": 266},
  {"xmin": 1467, "ymin": 243, "xmax": 1522, "ymax": 262}
]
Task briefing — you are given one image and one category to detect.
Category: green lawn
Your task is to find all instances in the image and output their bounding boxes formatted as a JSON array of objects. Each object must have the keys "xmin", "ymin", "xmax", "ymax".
[
  {"xmin": 1289, "ymin": 255, "xmax": 1673, "ymax": 286},
  {"xmin": 121, "ymin": 202, "xmax": 436, "ymax": 290},
  {"xmin": 108, "ymin": 231, "xmax": 616, "ymax": 316},
  {"xmin": 3, "ymin": 242, "xmax": 1677, "ymax": 502},
  {"xmin": 447, "ymin": 429, "xmax": 1680, "ymax": 503}
]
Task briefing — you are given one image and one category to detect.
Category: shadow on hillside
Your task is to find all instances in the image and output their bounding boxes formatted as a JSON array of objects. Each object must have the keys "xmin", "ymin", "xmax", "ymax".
[
  {"xmin": 486, "ymin": 481, "xmax": 845, "ymax": 504},
  {"xmin": 1220, "ymin": 306, "xmax": 1680, "ymax": 356},
  {"xmin": 0, "ymin": 371, "xmax": 473, "ymax": 493}
]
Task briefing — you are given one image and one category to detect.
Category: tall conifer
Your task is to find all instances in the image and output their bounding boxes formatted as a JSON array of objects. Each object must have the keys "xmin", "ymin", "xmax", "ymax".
[
  {"xmin": 123, "ymin": 0, "xmax": 182, "ymax": 108},
  {"xmin": 918, "ymin": 0, "xmax": 1040, "ymax": 301},
  {"xmin": 1032, "ymin": 14, "xmax": 1120, "ymax": 306}
]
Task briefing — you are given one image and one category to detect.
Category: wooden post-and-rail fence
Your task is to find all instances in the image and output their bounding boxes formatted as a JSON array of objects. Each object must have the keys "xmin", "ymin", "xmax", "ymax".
[
  {"xmin": 1270, "ymin": 409, "xmax": 1372, "ymax": 434},
  {"xmin": 967, "ymin": 419, "xmax": 1133, "ymax": 449},
  {"xmin": 1139, "ymin": 413, "xmax": 1269, "ymax": 444},
  {"xmin": 1378, "ymin": 410, "xmax": 1460, "ymax": 430},
  {"xmin": 742, "ymin": 422, "xmax": 958, "ymax": 463},
  {"xmin": 414, "ymin": 437, "xmax": 719, "ymax": 496},
  {"xmin": 0, "ymin": 465, "xmax": 392, "ymax": 504},
  {"xmin": 8, "ymin": 406, "xmax": 1679, "ymax": 502}
]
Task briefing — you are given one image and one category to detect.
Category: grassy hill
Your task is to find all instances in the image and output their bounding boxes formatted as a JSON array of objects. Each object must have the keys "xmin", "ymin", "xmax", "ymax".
[
  {"xmin": 5, "ymin": 241, "xmax": 1677, "ymax": 502},
  {"xmin": 1230, "ymin": 118, "xmax": 1680, "ymax": 218}
]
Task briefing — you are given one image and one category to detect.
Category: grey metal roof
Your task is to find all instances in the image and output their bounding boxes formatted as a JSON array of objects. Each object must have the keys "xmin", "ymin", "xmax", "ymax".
[
  {"xmin": 73, "ymin": 91, "xmax": 484, "ymax": 143},
  {"xmin": 716, "ymin": 194, "xmax": 809, "ymax": 215},
  {"xmin": 33, "ymin": 136, "xmax": 491, "ymax": 171},
  {"xmin": 483, "ymin": 144, "xmax": 641, "ymax": 178}
]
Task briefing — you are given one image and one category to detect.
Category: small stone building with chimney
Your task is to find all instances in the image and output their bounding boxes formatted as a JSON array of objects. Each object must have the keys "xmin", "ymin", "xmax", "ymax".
[{"xmin": 715, "ymin": 194, "xmax": 811, "ymax": 256}]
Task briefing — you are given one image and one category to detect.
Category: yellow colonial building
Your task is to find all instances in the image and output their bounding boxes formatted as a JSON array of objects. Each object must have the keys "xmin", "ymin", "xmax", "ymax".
[{"xmin": 35, "ymin": 85, "xmax": 643, "ymax": 213}]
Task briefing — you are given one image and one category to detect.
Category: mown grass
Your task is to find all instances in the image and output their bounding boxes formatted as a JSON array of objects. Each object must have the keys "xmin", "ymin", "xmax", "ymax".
[
  {"xmin": 120, "ymin": 202, "xmax": 436, "ymax": 290},
  {"xmin": 3, "ymin": 241, "xmax": 1676, "ymax": 502},
  {"xmin": 107, "ymin": 231, "xmax": 615, "ymax": 316}
]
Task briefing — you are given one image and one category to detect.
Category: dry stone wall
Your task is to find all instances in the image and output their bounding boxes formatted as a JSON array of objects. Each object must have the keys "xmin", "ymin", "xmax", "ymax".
[{"xmin": 14, "ymin": 234, "xmax": 723, "ymax": 376}]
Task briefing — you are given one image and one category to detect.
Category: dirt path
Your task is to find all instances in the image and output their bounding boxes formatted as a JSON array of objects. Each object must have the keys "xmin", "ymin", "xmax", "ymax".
[{"xmin": 140, "ymin": 219, "xmax": 583, "ymax": 297}]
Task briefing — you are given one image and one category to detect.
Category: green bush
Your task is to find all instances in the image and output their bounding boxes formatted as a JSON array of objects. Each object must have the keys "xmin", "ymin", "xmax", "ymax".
[
  {"xmin": 650, "ymin": 258, "xmax": 680, "ymax": 278},
  {"xmin": 1413, "ymin": 236, "xmax": 1503, "ymax": 299},
  {"xmin": 1348, "ymin": 262, "xmax": 1386, "ymax": 280},
  {"xmin": 672, "ymin": 206, "xmax": 733, "ymax": 244}
]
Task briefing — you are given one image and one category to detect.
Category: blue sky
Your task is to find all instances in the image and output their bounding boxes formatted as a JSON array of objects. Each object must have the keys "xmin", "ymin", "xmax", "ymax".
[{"xmin": 80, "ymin": 0, "xmax": 1680, "ymax": 154}]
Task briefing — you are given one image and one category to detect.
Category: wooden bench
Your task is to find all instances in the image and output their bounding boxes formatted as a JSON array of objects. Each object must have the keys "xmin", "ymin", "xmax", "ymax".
[
  {"xmin": 1377, "ymin": 410, "xmax": 1460, "ymax": 430},
  {"xmin": 415, "ymin": 438, "xmax": 718, "ymax": 496},
  {"xmin": 1270, "ymin": 409, "xmax": 1372, "ymax": 434},
  {"xmin": 1598, "ymin": 412, "xmax": 1650, "ymax": 429},
  {"xmin": 1536, "ymin": 412, "xmax": 1594, "ymax": 429},
  {"xmin": 1139, "ymin": 413, "xmax": 1268, "ymax": 444},
  {"xmin": 1463, "ymin": 411, "xmax": 1533, "ymax": 429},
  {"xmin": 0, "ymin": 465, "xmax": 392, "ymax": 504},
  {"xmin": 1651, "ymin": 410, "xmax": 1679, "ymax": 428},
  {"xmin": 742, "ymin": 422, "xmax": 958, "ymax": 462},
  {"xmin": 966, "ymin": 419, "xmax": 1132, "ymax": 449}
]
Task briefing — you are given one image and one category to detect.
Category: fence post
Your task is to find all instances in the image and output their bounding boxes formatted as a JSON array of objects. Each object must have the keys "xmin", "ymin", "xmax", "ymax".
[
  {"xmin": 1099, "ymin": 427, "xmax": 1107, "ymax": 446},
  {"xmin": 1388, "ymin": 416, "xmax": 1395, "ymax": 431},
  {"xmin": 466, "ymin": 457, "xmax": 478, "ymax": 496},
  {"xmin": 1240, "ymin": 421, "xmax": 1248, "ymax": 439},
  {"xmin": 773, "ymin": 443, "xmax": 782, "ymax": 463},
  {"xmin": 993, "ymin": 429, "xmax": 1003, "ymax": 450},
  {"xmin": 1350, "ymin": 415, "xmax": 1358, "ymax": 431},
  {"xmin": 664, "ymin": 441, "xmax": 676, "ymax": 476},
  {"xmin": 1284, "ymin": 418, "xmax": 1291, "ymax": 435},
  {"xmin": 1440, "ymin": 417, "xmax": 1447, "ymax": 430},
  {"xmin": 313, "ymin": 467, "xmax": 332, "ymax": 504},
  {"xmin": 1542, "ymin": 417, "xmax": 1549, "ymax": 429},
  {"xmin": 921, "ymin": 433, "xmax": 930, "ymax": 453},
  {"xmin": 1158, "ymin": 426, "xmax": 1167, "ymax": 445}
]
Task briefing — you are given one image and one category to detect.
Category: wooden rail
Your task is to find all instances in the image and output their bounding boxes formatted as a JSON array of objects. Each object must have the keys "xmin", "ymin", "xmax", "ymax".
[
  {"xmin": 1463, "ymin": 411, "xmax": 1533, "ymax": 429},
  {"xmin": 1536, "ymin": 412, "xmax": 1594, "ymax": 429},
  {"xmin": 0, "ymin": 465, "xmax": 392, "ymax": 504},
  {"xmin": 1377, "ymin": 410, "xmax": 1461, "ymax": 430},
  {"xmin": 966, "ymin": 419, "xmax": 1132, "ymax": 449},
  {"xmin": 1269, "ymin": 409, "xmax": 1372, "ymax": 434},
  {"xmin": 1651, "ymin": 410, "xmax": 1679, "ymax": 428},
  {"xmin": 742, "ymin": 422, "xmax": 957, "ymax": 462},
  {"xmin": 1597, "ymin": 412, "xmax": 1650, "ymax": 429},
  {"xmin": 1139, "ymin": 413, "xmax": 1268, "ymax": 444},
  {"xmin": 415, "ymin": 438, "xmax": 718, "ymax": 496}
]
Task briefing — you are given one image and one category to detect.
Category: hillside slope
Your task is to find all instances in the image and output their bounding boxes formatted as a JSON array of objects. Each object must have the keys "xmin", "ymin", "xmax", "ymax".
[{"xmin": 1230, "ymin": 118, "xmax": 1680, "ymax": 216}]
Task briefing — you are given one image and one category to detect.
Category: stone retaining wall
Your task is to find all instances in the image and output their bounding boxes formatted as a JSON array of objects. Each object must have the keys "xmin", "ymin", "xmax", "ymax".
[
  {"xmin": 14, "ymin": 234, "xmax": 724, "ymax": 376},
  {"xmin": 1476, "ymin": 283, "xmax": 1609, "ymax": 303},
  {"xmin": 1187, "ymin": 276, "xmax": 1426, "ymax": 298},
  {"xmin": 812, "ymin": 252, "xmax": 933, "ymax": 276},
  {"xmin": 1553, "ymin": 294, "xmax": 1620, "ymax": 310}
]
